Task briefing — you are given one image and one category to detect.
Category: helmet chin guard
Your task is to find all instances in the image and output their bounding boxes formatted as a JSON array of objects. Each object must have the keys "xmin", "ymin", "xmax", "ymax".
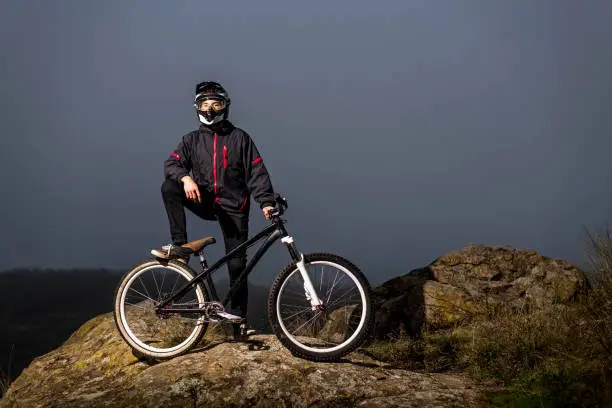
[{"xmin": 198, "ymin": 111, "xmax": 224, "ymax": 125}]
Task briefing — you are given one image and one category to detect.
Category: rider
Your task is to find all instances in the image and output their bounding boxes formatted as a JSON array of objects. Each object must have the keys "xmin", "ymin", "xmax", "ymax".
[{"xmin": 151, "ymin": 81, "xmax": 277, "ymax": 339}]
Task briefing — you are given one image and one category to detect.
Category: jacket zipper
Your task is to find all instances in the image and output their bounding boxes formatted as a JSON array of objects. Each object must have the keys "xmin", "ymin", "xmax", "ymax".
[
  {"xmin": 239, "ymin": 194, "xmax": 248, "ymax": 211},
  {"xmin": 213, "ymin": 134, "xmax": 219, "ymax": 203}
]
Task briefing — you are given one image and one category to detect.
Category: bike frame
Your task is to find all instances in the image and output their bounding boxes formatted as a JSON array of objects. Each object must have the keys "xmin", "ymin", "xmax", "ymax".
[{"xmin": 156, "ymin": 216, "xmax": 306, "ymax": 313}]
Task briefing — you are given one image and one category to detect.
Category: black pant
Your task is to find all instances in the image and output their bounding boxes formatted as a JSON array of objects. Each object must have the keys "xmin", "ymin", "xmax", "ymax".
[{"xmin": 161, "ymin": 179, "xmax": 249, "ymax": 317}]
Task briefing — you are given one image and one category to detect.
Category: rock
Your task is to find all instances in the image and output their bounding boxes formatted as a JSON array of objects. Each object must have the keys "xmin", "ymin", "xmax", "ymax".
[
  {"xmin": 0, "ymin": 312, "xmax": 486, "ymax": 408},
  {"xmin": 372, "ymin": 275, "xmax": 429, "ymax": 338},
  {"xmin": 372, "ymin": 244, "xmax": 587, "ymax": 337},
  {"xmin": 429, "ymin": 244, "xmax": 586, "ymax": 307},
  {"xmin": 318, "ymin": 304, "xmax": 359, "ymax": 344}
]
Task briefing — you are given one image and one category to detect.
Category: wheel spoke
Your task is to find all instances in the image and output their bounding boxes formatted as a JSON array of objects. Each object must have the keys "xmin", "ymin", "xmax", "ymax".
[
  {"xmin": 293, "ymin": 311, "xmax": 322, "ymax": 336},
  {"xmin": 160, "ymin": 270, "xmax": 167, "ymax": 294},
  {"xmin": 138, "ymin": 276, "xmax": 153, "ymax": 300},
  {"xmin": 326, "ymin": 286, "xmax": 359, "ymax": 309},
  {"xmin": 128, "ymin": 287, "xmax": 155, "ymax": 302},
  {"xmin": 169, "ymin": 273, "xmax": 181, "ymax": 297},
  {"xmin": 325, "ymin": 272, "xmax": 346, "ymax": 304},
  {"xmin": 151, "ymin": 269, "xmax": 161, "ymax": 299},
  {"xmin": 281, "ymin": 305, "xmax": 312, "ymax": 321}
]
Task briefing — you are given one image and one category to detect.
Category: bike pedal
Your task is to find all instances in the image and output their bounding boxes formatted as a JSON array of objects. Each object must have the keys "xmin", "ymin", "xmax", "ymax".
[{"xmin": 214, "ymin": 311, "xmax": 246, "ymax": 322}]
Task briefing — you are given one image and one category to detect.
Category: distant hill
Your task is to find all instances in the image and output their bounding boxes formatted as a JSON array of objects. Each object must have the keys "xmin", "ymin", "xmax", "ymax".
[{"xmin": 0, "ymin": 267, "xmax": 269, "ymax": 394}]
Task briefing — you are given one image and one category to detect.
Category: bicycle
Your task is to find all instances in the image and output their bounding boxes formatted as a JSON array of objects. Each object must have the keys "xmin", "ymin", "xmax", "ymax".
[{"xmin": 113, "ymin": 195, "xmax": 373, "ymax": 362}]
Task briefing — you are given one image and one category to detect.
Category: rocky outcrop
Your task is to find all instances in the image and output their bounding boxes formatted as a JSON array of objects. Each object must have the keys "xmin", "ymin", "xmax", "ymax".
[
  {"xmin": 0, "ymin": 313, "xmax": 486, "ymax": 408},
  {"xmin": 1, "ymin": 244, "xmax": 585, "ymax": 407},
  {"xmin": 372, "ymin": 244, "xmax": 587, "ymax": 338}
]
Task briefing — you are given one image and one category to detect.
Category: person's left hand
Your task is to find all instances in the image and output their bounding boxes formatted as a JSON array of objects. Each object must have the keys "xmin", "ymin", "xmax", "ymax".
[{"xmin": 262, "ymin": 206, "xmax": 275, "ymax": 219}]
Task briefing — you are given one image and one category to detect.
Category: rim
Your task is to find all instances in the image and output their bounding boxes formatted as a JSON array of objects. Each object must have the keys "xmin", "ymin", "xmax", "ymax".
[
  {"xmin": 119, "ymin": 263, "xmax": 205, "ymax": 354},
  {"xmin": 275, "ymin": 260, "xmax": 368, "ymax": 354}
]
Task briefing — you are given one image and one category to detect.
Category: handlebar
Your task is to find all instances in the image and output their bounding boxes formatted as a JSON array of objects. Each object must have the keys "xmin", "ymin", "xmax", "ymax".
[{"xmin": 270, "ymin": 194, "xmax": 288, "ymax": 218}]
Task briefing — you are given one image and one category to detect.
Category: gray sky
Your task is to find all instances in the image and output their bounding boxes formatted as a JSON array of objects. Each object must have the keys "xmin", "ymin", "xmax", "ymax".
[{"xmin": 1, "ymin": 0, "xmax": 611, "ymax": 285}]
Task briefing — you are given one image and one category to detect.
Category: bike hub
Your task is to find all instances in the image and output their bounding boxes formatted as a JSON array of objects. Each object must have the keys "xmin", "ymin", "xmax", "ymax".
[{"xmin": 313, "ymin": 304, "xmax": 326, "ymax": 312}]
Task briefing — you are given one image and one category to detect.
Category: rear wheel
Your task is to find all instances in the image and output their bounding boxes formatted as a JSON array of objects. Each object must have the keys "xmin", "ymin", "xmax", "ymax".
[
  {"xmin": 113, "ymin": 259, "xmax": 209, "ymax": 360},
  {"xmin": 268, "ymin": 253, "xmax": 373, "ymax": 361}
]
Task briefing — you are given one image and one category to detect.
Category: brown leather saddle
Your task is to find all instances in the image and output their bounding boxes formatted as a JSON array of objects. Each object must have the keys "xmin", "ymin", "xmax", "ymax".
[{"xmin": 181, "ymin": 236, "xmax": 216, "ymax": 254}]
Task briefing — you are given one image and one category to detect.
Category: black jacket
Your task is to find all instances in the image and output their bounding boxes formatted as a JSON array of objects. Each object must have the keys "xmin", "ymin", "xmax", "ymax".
[{"xmin": 164, "ymin": 121, "xmax": 276, "ymax": 213}]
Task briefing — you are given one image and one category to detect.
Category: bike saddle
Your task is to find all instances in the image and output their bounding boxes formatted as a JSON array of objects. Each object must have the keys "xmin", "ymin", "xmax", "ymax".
[{"xmin": 181, "ymin": 236, "xmax": 216, "ymax": 253}]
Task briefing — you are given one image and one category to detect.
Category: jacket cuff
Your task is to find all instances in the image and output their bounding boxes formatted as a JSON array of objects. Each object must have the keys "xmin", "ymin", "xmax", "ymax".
[
  {"xmin": 260, "ymin": 201, "xmax": 275, "ymax": 209},
  {"xmin": 176, "ymin": 172, "xmax": 189, "ymax": 183}
]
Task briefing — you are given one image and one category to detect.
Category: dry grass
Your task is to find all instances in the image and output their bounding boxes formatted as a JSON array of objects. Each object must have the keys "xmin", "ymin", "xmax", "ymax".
[
  {"xmin": 0, "ymin": 344, "xmax": 15, "ymax": 398},
  {"xmin": 0, "ymin": 369, "xmax": 9, "ymax": 398},
  {"xmin": 364, "ymin": 228, "xmax": 612, "ymax": 407}
]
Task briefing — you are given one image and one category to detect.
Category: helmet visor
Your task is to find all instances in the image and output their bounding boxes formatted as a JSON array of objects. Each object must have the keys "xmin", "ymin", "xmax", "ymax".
[{"xmin": 195, "ymin": 97, "xmax": 227, "ymax": 112}]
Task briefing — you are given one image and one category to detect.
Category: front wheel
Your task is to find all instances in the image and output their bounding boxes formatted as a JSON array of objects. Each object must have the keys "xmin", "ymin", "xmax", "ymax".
[{"xmin": 268, "ymin": 253, "xmax": 373, "ymax": 361}]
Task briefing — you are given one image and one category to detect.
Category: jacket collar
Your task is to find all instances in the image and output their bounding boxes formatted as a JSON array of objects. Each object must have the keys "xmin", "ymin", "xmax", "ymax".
[{"xmin": 199, "ymin": 120, "xmax": 235, "ymax": 136}]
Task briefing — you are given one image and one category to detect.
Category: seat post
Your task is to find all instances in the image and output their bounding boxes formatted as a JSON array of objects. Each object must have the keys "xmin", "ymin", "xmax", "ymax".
[
  {"xmin": 196, "ymin": 251, "xmax": 209, "ymax": 269},
  {"xmin": 197, "ymin": 250, "xmax": 220, "ymax": 302}
]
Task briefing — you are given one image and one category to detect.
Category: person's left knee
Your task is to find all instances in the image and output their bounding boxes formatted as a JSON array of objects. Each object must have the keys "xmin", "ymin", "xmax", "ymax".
[
  {"xmin": 227, "ymin": 255, "xmax": 246, "ymax": 271},
  {"xmin": 161, "ymin": 178, "xmax": 182, "ymax": 196}
]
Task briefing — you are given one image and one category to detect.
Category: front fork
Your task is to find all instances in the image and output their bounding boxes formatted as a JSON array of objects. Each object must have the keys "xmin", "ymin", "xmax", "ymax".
[{"xmin": 281, "ymin": 235, "xmax": 324, "ymax": 310}]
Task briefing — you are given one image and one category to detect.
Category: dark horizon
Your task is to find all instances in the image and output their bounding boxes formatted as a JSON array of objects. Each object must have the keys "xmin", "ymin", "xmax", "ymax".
[{"xmin": 1, "ymin": 1, "xmax": 611, "ymax": 286}]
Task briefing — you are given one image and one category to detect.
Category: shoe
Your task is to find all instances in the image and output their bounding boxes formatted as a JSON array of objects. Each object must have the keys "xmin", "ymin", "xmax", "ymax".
[
  {"xmin": 232, "ymin": 323, "xmax": 257, "ymax": 341},
  {"xmin": 151, "ymin": 243, "xmax": 192, "ymax": 261},
  {"xmin": 242, "ymin": 324, "xmax": 257, "ymax": 337}
]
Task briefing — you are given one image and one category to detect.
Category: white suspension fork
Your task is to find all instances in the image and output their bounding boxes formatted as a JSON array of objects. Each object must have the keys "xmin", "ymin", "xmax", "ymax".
[
  {"xmin": 281, "ymin": 236, "xmax": 323, "ymax": 309},
  {"xmin": 296, "ymin": 254, "xmax": 323, "ymax": 308}
]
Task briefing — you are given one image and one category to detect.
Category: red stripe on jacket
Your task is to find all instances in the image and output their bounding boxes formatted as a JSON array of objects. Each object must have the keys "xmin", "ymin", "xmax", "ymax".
[{"xmin": 239, "ymin": 195, "xmax": 248, "ymax": 211}]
